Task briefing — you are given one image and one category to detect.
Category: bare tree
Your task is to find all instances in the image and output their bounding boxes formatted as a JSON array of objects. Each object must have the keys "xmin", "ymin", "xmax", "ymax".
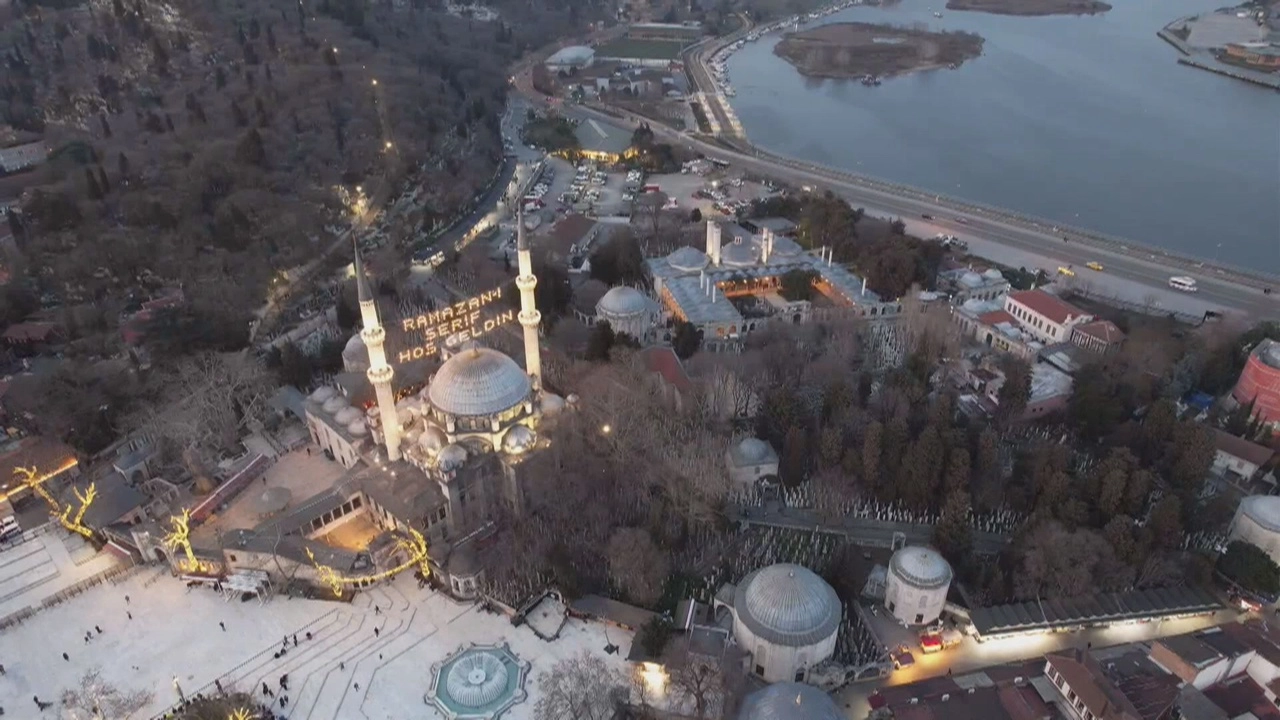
[
  {"xmin": 668, "ymin": 655, "xmax": 726, "ymax": 719},
  {"xmin": 606, "ymin": 527, "xmax": 669, "ymax": 606},
  {"xmin": 61, "ymin": 668, "xmax": 153, "ymax": 720},
  {"xmin": 535, "ymin": 651, "xmax": 626, "ymax": 720}
]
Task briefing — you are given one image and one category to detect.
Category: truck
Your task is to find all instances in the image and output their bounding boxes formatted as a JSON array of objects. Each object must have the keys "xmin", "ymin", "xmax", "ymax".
[{"xmin": 920, "ymin": 628, "xmax": 963, "ymax": 653}]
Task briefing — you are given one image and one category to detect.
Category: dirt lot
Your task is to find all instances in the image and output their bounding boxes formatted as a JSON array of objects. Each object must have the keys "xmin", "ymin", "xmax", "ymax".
[
  {"xmin": 945, "ymin": 0, "xmax": 1110, "ymax": 16},
  {"xmin": 773, "ymin": 22, "xmax": 984, "ymax": 79}
]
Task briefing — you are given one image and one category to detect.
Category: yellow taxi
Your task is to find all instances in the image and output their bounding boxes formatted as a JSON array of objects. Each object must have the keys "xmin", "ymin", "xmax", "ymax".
[
  {"xmin": 1057, "ymin": 266, "xmax": 1076, "ymax": 277},
  {"xmin": 1086, "ymin": 261, "xmax": 1105, "ymax": 271}
]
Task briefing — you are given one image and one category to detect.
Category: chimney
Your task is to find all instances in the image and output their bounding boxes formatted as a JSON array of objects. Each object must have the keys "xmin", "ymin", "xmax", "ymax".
[
  {"xmin": 700, "ymin": 270, "xmax": 706, "ymax": 290},
  {"xmin": 706, "ymin": 222, "xmax": 722, "ymax": 266},
  {"xmin": 861, "ymin": 277, "xmax": 867, "ymax": 295},
  {"xmin": 711, "ymin": 284, "xmax": 717, "ymax": 303},
  {"xmin": 762, "ymin": 228, "xmax": 773, "ymax": 263}
]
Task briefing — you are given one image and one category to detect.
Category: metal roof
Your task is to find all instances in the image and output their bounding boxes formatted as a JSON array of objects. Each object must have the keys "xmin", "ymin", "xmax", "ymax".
[
  {"xmin": 970, "ymin": 586, "xmax": 1221, "ymax": 638},
  {"xmin": 428, "ymin": 347, "xmax": 532, "ymax": 418},
  {"xmin": 739, "ymin": 683, "xmax": 843, "ymax": 720},
  {"xmin": 733, "ymin": 563, "xmax": 840, "ymax": 647},
  {"xmin": 573, "ymin": 118, "xmax": 632, "ymax": 155}
]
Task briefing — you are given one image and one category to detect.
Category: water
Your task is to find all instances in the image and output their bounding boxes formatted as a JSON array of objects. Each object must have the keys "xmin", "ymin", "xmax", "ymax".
[{"xmin": 725, "ymin": 0, "xmax": 1280, "ymax": 271}]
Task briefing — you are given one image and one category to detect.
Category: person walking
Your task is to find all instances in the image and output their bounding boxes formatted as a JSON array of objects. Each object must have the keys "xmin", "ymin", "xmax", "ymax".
[
  {"xmin": 0, "ymin": 663, "xmax": 6, "ymax": 675},
  {"xmin": 214, "ymin": 679, "xmax": 223, "ymax": 694},
  {"xmin": 292, "ymin": 634, "xmax": 298, "ymax": 647},
  {"xmin": 262, "ymin": 682, "xmax": 270, "ymax": 696},
  {"xmin": 124, "ymin": 595, "xmax": 130, "ymax": 605},
  {"xmin": 94, "ymin": 625, "xmax": 102, "ymax": 634},
  {"xmin": 373, "ymin": 626, "xmax": 380, "ymax": 638},
  {"xmin": 62, "ymin": 652, "xmax": 69, "ymax": 661},
  {"xmin": 219, "ymin": 621, "xmax": 226, "ymax": 632},
  {"xmin": 126, "ymin": 611, "xmax": 132, "ymax": 620}
]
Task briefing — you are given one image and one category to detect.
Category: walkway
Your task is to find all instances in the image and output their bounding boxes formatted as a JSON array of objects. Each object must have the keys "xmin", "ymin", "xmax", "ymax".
[
  {"xmin": 0, "ymin": 526, "xmax": 121, "ymax": 618},
  {"xmin": 730, "ymin": 505, "xmax": 1011, "ymax": 555}
]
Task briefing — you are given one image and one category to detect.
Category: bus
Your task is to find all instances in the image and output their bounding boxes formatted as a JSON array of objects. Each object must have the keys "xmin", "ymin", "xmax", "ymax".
[{"xmin": 1169, "ymin": 276, "xmax": 1198, "ymax": 292}]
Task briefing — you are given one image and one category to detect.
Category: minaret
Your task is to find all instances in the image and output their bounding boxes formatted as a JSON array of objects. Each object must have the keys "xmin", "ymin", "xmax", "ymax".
[
  {"xmin": 354, "ymin": 241, "xmax": 402, "ymax": 461},
  {"xmin": 515, "ymin": 209, "xmax": 542, "ymax": 388}
]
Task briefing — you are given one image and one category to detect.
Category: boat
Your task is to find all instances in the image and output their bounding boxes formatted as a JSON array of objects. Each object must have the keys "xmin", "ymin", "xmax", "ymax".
[
  {"xmin": 933, "ymin": 11, "xmax": 942, "ymax": 17},
  {"xmin": 861, "ymin": 75, "xmax": 881, "ymax": 86}
]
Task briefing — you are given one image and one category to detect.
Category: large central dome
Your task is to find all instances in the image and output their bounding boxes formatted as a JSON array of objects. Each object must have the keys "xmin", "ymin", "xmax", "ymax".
[
  {"xmin": 734, "ymin": 563, "xmax": 840, "ymax": 647},
  {"xmin": 428, "ymin": 347, "xmax": 532, "ymax": 418}
]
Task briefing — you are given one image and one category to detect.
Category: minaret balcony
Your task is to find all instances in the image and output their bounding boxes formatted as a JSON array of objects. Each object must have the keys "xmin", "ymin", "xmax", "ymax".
[
  {"xmin": 516, "ymin": 275, "xmax": 537, "ymax": 291},
  {"xmin": 519, "ymin": 310, "xmax": 541, "ymax": 326},
  {"xmin": 367, "ymin": 365, "xmax": 394, "ymax": 384},
  {"xmin": 361, "ymin": 326, "xmax": 386, "ymax": 345}
]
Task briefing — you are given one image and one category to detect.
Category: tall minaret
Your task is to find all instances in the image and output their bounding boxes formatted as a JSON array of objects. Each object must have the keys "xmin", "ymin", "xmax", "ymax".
[
  {"xmin": 354, "ymin": 241, "xmax": 402, "ymax": 461},
  {"xmin": 515, "ymin": 209, "xmax": 542, "ymax": 388}
]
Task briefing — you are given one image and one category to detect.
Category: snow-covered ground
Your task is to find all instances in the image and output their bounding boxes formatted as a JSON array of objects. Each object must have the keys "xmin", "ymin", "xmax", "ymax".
[
  {"xmin": 0, "ymin": 528, "xmax": 122, "ymax": 619},
  {"xmin": 0, "ymin": 567, "xmax": 633, "ymax": 719}
]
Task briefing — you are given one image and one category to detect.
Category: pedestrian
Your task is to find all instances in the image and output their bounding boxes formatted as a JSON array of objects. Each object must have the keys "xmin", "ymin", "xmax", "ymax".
[
  {"xmin": 83, "ymin": 634, "xmax": 90, "ymax": 644},
  {"xmin": 339, "ymin": 662, "xmax": 345, "ymax": 671},
  {"xmin": 219, "ymin": 621, "xmax": 226, "ymax": 632},
  {"xmin": 378, "ymin": 653, "xmax": 382, "ymax": 660},
  {"xmin": 127, "ymin": 611, "xmax": 132, "ymax": 620},
  {"xmin": 374, "ymin": 626, "xmax": 380, "ymax": 638},
  {"xmin": 279, "ymin": 697, "xmax": 286, "ymax": 709},
  {"xmin": 94, "ymin": 625, "xmax": 102, "ymax": 634},
  {"xmin": 373, "ymin": 605, "xmax": 380, "ymax": 615},
  {"xmin": 305, "ymin": 631, "xmax": 312, "ymax": 641},
  {"xmin": 353, "ymin": 683, "xmax": 359, "ymax": 691},
  {"xmin": 0, "ymin": 663, "xmax": 5, "ymax": 675},
  {"xmin": 262, "ymin": 682, "xmax": 270, "ymax": 696},
  {"xmin": 214, "ymin": 679, "xmax": 222, "ymax": 694},
  {"xmin": 125, "ymin": 595, "xmax": 130, "ymax": 604},
  {"xmin": 292, "ymin": 634, "xmax": 298, "ymax": 647}
]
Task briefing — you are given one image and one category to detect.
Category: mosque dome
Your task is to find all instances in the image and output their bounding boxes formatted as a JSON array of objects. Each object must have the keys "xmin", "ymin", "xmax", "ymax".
[
  {"xmin": 419, "ymin": 427, "xmax": 448, "ymax": 454},
  {"xmin": 403, "ymin": 425, "xmax": 424, "ymax": 445},
  {"xmin": 733, "ymin": 564, "xmax": 840, "ymax": 647},
  {"xmin": 737, "ymin": 438, "xmax": 772, "ymax": 464},
  {"xmin": 342, "ymin": 334, "xmax": 368, "ymax": 370},
  {"xmin": 502, "ymin": 425, "xmax": 536, "ymax": 454},
  {"xmin": 309, "ymin": 386, "xmax": 337, "ymax": 404},
  {"xmin": 667, "ymin": 246, "xmax": 709, "ymax": 272},
  {"xmin": 597, "ymin": 287, "xmax": 650, "ymax": 318},
  {"xmin": 348, "ymin": 420, "xmax": 368, "ymax": 436},
  {"xmin": 322, "ymin": 395, "xmax": 349, "ymax": 415},
  {"xmin": 983, "ymin": 268, "xmax": 1004, "ymax": 280},
  {"xmin": 739, "ymin": 683, "xmax": 843, "ymax": 720},
  {"xmin": 428, "ymin": 348, "xmax": 532, "ymax": 418},
  {"xmin": 334, "ymin": 407, "xmax": 362, "ymax": 426},
  {"xmin": 888, "ymin": 546, "xmax": 953, "ymax": 590},
  {"xmin": 720, "ymin": 238, "xmax": 758, "ymax": 268},
  {"xmin": 438, "ymin": 444, "xmax": 468, "ymax": 472},
  {"xmin": 769, "ymin": 236, "xmax": 804, "ymax": 258},
  {"xmin": 540, "ymin": 392, "xmax": 566, "ymax": 416}
]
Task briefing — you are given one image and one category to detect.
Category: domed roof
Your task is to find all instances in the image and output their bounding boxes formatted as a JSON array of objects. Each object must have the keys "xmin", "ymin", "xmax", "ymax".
[
  {"xmin": 438, "ymin": 444, "xmax": 468, "ymax": 472},
  {"xmin": 983, "ymin": 268, "xmax": 1004, "ymax": 280},
  {"xmin": 889, "ymin": 546, "xmax": 953, "ymax": 589},
  {"xmin": 1241, "ymin": 495, "xmax": 1280, "ymax": 533},
  {"xmin": 429, "ymin": 348, "xmax": 532, "ymax": 418},
  {"xmin": 720, "ymin": 238, "xmax": 758, "ymax": 268},
  {"xmin": 739, "ymin": 683, "xmax": 842, "ymax": 720},
  {"xmin": 769, "ymin": 235, "xmax": 804, "ymax": 257},
  {"xmin": 597, "ymin": 286, "xmax": 651, "ymax": 317},
  {"xmin": 667, "ymin": 246, "xmax": 709, "ymax": 272},
  {"xmin": 309, "ymin": 386, "xmax": 336, "ymax": 404},
  {"xmin": 322, "ymin": 395, "xmax": 349, "ymax": 414},
  {"xmin": 502, "ymin": 425, "xmax": 536, "ymax": 454},
  {"xmin": 420, "ymin": 426, "xmax": 448, "ymax": 454},
  {"xmin": 737, "ymin": 438, "xmax": 773, "ymax": 464},
  {"xmin": 343, "ymin": 333, "xmax": 366, "ymax": 357},
  {"xmin": 334, "ymin": 406, "xmax": 362, "ymax": 425},
  {"xmin": 347, "ymin": 420, "xmax": 368, "ymax": 436},
  {"xmin": 733, "ymin": 563, "xmax": 840, "ymax": 647},
  {"xmin": 540, "ymin": 392, "xmax": 566, "ymax": 416}
]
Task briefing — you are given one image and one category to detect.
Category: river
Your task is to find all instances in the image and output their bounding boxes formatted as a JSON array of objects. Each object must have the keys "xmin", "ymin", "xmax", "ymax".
[{"xmin": 724, "ymin": 0, "xmax": 1280, "ymax": 272}]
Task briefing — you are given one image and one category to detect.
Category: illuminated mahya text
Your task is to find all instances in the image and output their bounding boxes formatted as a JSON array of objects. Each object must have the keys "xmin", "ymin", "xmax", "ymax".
[{"xmin": 397, "ymin": 286, "xmax": 515, "ymax": 362}]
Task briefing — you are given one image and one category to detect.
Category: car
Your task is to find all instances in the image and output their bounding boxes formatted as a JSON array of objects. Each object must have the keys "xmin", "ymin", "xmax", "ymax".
[
  {"xmin": 1086, "ymin": 261, "xmax": 1104, "ymax": 271},
  {"xmin": 1057, "ymin": 266, "xmax": 1076, "ymax": 277},
  {"xmin": 921, "ymin": 213, "xmax": 934, "ymax": 220}
]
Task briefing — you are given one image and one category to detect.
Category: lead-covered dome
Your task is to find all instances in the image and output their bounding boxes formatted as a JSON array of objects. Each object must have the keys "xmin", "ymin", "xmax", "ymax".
[
  {"xmin": 734, "ymin": 563, "xmax": 840, "ymax": 647},
  {"xmin": 1240, "ymin": 496, "xmax": 1280, "ymax": 533},
  {"xmin": 889, "ymin": 546, "xmax": 953, "ymax": 589},
  {"xmin": 597, "ymin": 287, "xmax": 650, "ymax": 317},
  {"xmin": 342, "ymin": 334, "xmax": 368, "ymax": 370},
  {"xmin": 720, "ymin": 238, "xmax": 758, "ymax": 267},
  {"xmin": 739, "ymin": 683, "xmax": 842, "ymax": 720},
  {"xmin": 334, "ymin": 406, "xmax": 362, "ymax": 425},
  {"xmin": 667, "ymin": 246, "xmax": 709, "ymax": 272},
  {"xmin": 309, "ymin": 386, "xmax": 336, "ymax": 404},
  {"xmin": 737, "ymin": 438, "xmax": 772, "ymax": 464},
  {"xmin": 322, "ymin": 395, "xmax": 349, "ymax": 414},
  {"xmin": 502, "ymin": 425, "xmax": 535, "ymax": 454},
  {"xmin": 428, "ymin": 348, "xmax": 531, "ymax": 417}
]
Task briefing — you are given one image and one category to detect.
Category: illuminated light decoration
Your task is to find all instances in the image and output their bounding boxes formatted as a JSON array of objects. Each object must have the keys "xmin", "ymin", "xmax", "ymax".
[
  {"xmin": 399, "ymin": 287, "xmax": 506, "ymax": 333},
  {"xmin": 305, "ymin": 527, "xmax": 430, "ymax": 599},
  {"xmin": 639, "ymin": 662, "xmax": 668, "ymax": 695},
  {"xmin": 163, "ymin": 510, "xmax": 217, "ymax": 574},
  {"xmin": 2, "ymin": 457, "xmax": 80, "ymax": 502},
  {"xmin": 395, "ymin": 286, "xmax": 515, "ymax": 364},
  {"xmin": 12, "ymin": 464, "xmax": 95, "ymax": 538},
  {"xmin": 229, "ymin": 710, "xmax": 253, "ymax": 720},
  {"xmin": 396, "ymin": 310, "xmax": 516, "ymax": 363}
]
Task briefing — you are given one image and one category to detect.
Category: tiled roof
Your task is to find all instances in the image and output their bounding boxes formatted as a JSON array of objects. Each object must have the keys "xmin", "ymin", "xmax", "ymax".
[
  {"xmin": 978, "ymin": 309, "xmax": 1018, "ymax": 326},
  {"xmin": 1212, "ymin": 428, "xmax": 1275, "ymax": 467},
  {"xmin": 1008, "ymin": 290, "xmax": 1089, "ymax": 325},
  {"xmin": 1073, "ymin": 320, "xmax": 1126, "ymax": 344},
  {"xmin": 971, "ymin": 586, "xmax": 1221, "ymax": 638},
  {"xmin": 638, "ymin": 346, "xmax": 691, "ymax": 392},
  {"xmin": 3, "ymin": 321, "xmax": 60, "ymax": 343}
]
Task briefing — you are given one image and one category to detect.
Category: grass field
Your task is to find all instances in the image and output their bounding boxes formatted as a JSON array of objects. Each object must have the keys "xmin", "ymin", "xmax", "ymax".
[{"xmin": 595, "ymin": 38, "xmax": 687, "ymax": 61}]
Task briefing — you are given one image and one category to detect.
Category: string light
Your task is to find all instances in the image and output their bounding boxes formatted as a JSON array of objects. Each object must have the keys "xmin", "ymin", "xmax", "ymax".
[
  {"xmin": 163, "ymin": 510, "xmax": 216, "ymax": 574},
  {"xmin": 306, "ymin": 527, "xmax": 430, "ymax": 598},
  {"xmin": 13, "ymin": 465, "xmax": 95, "ymax": 538}
]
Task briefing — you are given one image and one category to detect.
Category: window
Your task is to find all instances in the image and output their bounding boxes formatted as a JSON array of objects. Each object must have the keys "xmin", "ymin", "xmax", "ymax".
[
  {"xmin": 229, "ymin": 554, "xmax": 238, "ymax": 562},
  {"xmin": 794, "ymin": 669, "xmax": 805, "ymax": 682},
  {"xmin": 914, "ymin": 613, "xmax": 924, "ymax": 623},
  {"xmin": 352, "ymin": 496, "xmax": 363, "ymax": 509},
  {"xmin": 755, "ymin": 664, "xmax": 764, "ymax": 676}
]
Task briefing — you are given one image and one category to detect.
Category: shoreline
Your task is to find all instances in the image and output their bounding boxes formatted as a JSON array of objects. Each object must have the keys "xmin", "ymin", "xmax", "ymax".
[
  {"xmin": 944, "ymin": 0, "xmax": 1111, "ymax": 16},
  {"xmin": 772, "ymin": 22, "xmax": 984, "ymax": 81},
  {"xmin": 1157, "ymin": 14, "xmax": 1280, "ymax": 91}
]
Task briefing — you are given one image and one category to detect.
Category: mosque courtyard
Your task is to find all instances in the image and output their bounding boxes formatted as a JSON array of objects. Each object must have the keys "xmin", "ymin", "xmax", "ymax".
[{"xmin": 0, "ymin": 564, "xmax": 633, "ymax": 719}]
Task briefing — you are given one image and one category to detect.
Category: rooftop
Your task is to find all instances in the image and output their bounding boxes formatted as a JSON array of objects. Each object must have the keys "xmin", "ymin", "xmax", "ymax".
[
  {"xmin": 573, "ymin": 118, "xmax": 632, "ymax": 155},
  {"xmin": 0, "ymin": 435, "xmax": 77, "ymax": 497},
  {"xmin": 1030, "ymin": 363, "xmax": 1074, "ymax": 403},
  {"xmin": 1212, "ymin": 429, "xmax": 1275, "ymax": 467},
  {"xmin": 569, "ymin": 594, "xmax": 656, "ymax": 631},
  {"xmin": 545, "ymin": 45, "xmax": 595, "ymax": 65},
  {"xmin": 1203, "ymin": 677, "xmax": 1280, "ymax": 719},
  {"xmin": 970, "ymin": 586, "xmax": 1221, "ymax": 639},
  {"xmin": 544, "ymin": 213, "xmax": 597, "ymax": 260},
  {"xmin": 1007, "ymin": 289, "xmax": 1090, "ymax": 326},
  {"xmin": 732, "ymin": 563, "xmax": 841, "ymax": 647},
  {"xmin": 428, "ymin": 347, "xmax": 532, "ymax": 418},
  {"xmin": 63, "ymin": 471, "xmax": 147, "ymax": 529},
  {"xmin": 1073, "ymin": 319, "xmax": 1126, "ymax": 345},
  {"xmin": 637, "ymin": 346, "xmax": 692, "ymax": 393}
]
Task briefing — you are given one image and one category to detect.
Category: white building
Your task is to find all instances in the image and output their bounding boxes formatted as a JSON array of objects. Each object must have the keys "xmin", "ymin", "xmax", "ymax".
[
  {"xmin": 594, "ymin": 286, "xmax": 660, "ymax": 342},
  {"xmin": 1004, "ymin": 290, "xmax": 1093, "ymax": 345},
  {"xmin": 884, "ymin": 546, "xmax": 952, "ymax": 626},
  {"xmin": 725, "ymin": 437, "xmax": 778, "ymax": 488},
  {"xmin": 545, "ymin": 45, "xmax": 595, "ymax": 72},
  {"xmin": 939, "ymin": 267, "xmax": 1010, "ymax": 304},
  {"xmin": 1230, "ymin": 495, "xmax": 1280, "ymax": 566},
  {"xmin": 1212, "ymin": 429, "xmax": 1275, "ymax": 483},
  {"xmin": 737, "ymin": 682, "xmax": 843, "ymax": 720},
  {"xmin": 717, "ymin": 563, "xmax": 840, "ymax": 683}
]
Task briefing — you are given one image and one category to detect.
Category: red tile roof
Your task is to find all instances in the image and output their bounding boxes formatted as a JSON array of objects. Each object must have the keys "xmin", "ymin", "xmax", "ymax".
[
  {"xmin": 1073, "ymin": 320, "xmax": 1126, "ymax": 345},
  {"xmin": 638, "ymin": 346, "xmax": 692, "ymax": 393},
  {"xmin": 978, "ymin": 309, "xmax": 1019, "ymax": 327},
  {"xmin": 1212, "ymin": 428, "xmax": 1276, "ymax": 468},
  {"xmin": 2, "ymin": 321, "xmax": 60, "ymax": 343},
  {"xmin": 1008, "ymin": 290, "xmax": 1089, "ymax": 326},
  {"xmin": 1203, "ymin": 678, "xmax": 1280, "ymax": 719}
]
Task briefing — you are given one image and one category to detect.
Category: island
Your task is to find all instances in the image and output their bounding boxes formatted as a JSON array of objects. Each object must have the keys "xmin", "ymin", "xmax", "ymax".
[
  {"xmin": 945, "ymin": 0, "xmax": 1111, "ymax": 17},
  {"xmin": 773, "ymin": 22, "xmax": 984, "ymax": 81}
]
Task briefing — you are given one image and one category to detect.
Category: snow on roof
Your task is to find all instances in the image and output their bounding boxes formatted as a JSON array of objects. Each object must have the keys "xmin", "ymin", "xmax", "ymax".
[{"xmin": 1030, "ymin": 362, "xmax": 1074, "ymax": 403}]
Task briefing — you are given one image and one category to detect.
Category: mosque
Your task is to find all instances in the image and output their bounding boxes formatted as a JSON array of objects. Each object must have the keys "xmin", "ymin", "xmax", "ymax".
[{"xmin": 221, "ymin": 219, "xmax": 560, "ymax": 598}]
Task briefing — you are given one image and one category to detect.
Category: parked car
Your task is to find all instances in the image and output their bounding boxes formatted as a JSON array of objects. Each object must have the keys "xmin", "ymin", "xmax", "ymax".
[{"xmin": 1086, "ymin": 261, "xmax": 1104, "ymax": 271}]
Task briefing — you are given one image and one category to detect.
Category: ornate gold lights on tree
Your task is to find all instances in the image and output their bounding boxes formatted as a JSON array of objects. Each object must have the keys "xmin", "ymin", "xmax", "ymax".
[
  {"xmin": 162, "ymin": 509, "xmax": 216, "ymax": 574},
  {"xmin": 305, "ymin": 527, "xmax": 430, "ymax": 598},
  {"xmin": 12, "ymin": 465, "xmax": 96, "ymax": 539}
]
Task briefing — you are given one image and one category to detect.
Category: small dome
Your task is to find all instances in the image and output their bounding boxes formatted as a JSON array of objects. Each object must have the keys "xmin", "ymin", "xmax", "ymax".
[
  {"xmin": 597, "ymin": 287, "xmax": 651, "ymax": 318},
  {"xmin": 667, "ymin": 246, "xmax": 709, "ymax": 272},
  {"xmin": 309, "ymin": 386, "xmax": 337, "ymax": 404},
  {"xmin": 720, "ymin": 238, "xmax": 758, "ymax": 268},
  {"xmin": 444, "ymin": 651, "xmax": 511, "ymax": 708},
  {"xmin": 983, "ymin": 268, "xmax": 1004, "ymax": 280},
  {"xmin": 540, "ymin": 392, "xmax": 566, "ymax": 416},
  {"xmin": 342, "ymin": 334, "xmax": 367, "ymax": 361},
  {"xmin": 403, "ymin": 425, "xmax": 424, "ymax": 444},
  {"xmin": 348, "ymin": 420, "xmax": 368, "ymax": 436},
  {"xmin": 322, "ymin": 395, "xmax": 349, "ymax": 414},
  {"xmin": 889, "ymin": 546, "xmax": 953, "ymax": 589},
  {"xmin": 502, "ymin": 425, "xmax": 536, "ymax": 454},
  {"xmin": 420, "ymin": 426, "xmax": 448, "ymax": 454},
  {"xmin": 769, "ymin": 236, "xmax": 803, "ymax": 257},
  {"xmin": 1241, "ymin": 495, "xmax": 1280, "ymax": 533},
  {"xmin": 334, "ymin": 407, "xmax": 362, "ymax": 425},
  {"xmin": 737, "ymin": 438, "xmax": 772, "ymax": 464},
  {"xmin": 396, "ymin": 407, "xmax": 414, "ymax": 426},
  {"xmin": 438, "ymin": 444, "xmax": 468, "ymax": 472},
  {"xmin": 739, "ymin": 683, "xmax": 842, "ymax": 720},
  {"xmin": 734, "ymin": 563, "xmax": 840, "ymax": 647},
  {"xmin": 429, "ymin": 348, "xmax": 532, "ymax": 418},
  {"xmin": 959, "ymin": 271, "xmax": 983, "ymax": 288}
]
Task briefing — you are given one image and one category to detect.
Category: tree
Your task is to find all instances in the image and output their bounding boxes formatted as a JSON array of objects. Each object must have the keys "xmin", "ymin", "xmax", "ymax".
[
  {"xmin": 672, "ymin": 321, "xmax": 702, "ymax": 360},
  {"xmin": 635, "ymin": 616, "xmax": 671, "ymax": 659},
  {"xmin": 778, "ymin": 269, "xmax": 818, "ymax": 302},
  {"xmin": 586, "ymin": 321, "xmax": 616, "ymax": 362},
  {"xmin": 1148, "ymin": 495, "xmax": 1183, "ymax": 549},
  {"xmin": 236, "ymin": 128, "xmax": 267, "ymax": 166},
  {"xmin": 933, "ymin": 488, "xmax": 973, "ymax": 561},
  {"xmin": 589, "ymin": 233, "xmax": 645, "ymax": 286},
  {"xmin": 669, "ymin": 655, "xmax": 726, "ymax": 719},
  {"xmin": 1218, "ymin": 540, "xmax": 1280, "ymax": 598},
  {"xmin": 689, "ymin": 207, "xmax": 702, "ymax": 223},
  {"xmin": 61, "ymin": 668, "xmax": 152, "ymax": 720},
  {"xmin": 535, "ymin": 651, "xmax": 625, "ymax": 720},
  {"xmin": 606, "ymin": 527, "xmax": 669, "ymax": 606},
  {"xmin": 995, "ymin": 358, "xmax": 1032, "ymax": 423},
  {"xmin": 272, "ymin": 340, "xmax": 314, "ymax": 388}
]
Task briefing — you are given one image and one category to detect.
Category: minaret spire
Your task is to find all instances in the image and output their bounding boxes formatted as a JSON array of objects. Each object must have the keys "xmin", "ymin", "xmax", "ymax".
[
  {"xmin": 354, "ymin": 240, "xmax": 401, "ymax": 461},
  {"xmin": 515, "ymin": 208, "xmax": 542, "ymax": 388}
]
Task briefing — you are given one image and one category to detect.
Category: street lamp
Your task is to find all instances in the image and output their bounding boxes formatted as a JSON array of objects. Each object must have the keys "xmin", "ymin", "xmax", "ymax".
[{"xmin": 371, "ymin": 79, "xmax": 378, "ymax": 86}]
